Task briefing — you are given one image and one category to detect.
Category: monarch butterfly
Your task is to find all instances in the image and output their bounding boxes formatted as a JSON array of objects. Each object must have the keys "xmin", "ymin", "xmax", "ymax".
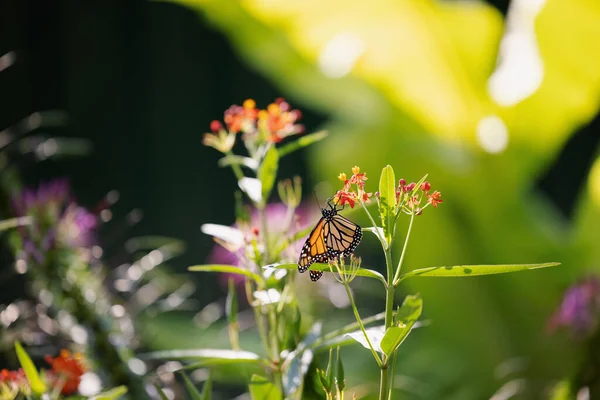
[{"xmin": 298, "ymin": 200, "xmax": 362, "ymax": 281}]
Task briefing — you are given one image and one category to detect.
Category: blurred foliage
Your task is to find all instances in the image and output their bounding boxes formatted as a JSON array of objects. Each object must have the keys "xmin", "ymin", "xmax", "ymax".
[{"xmin": 169, "ymin": 0, "xmax": 600, "ymax": 398}]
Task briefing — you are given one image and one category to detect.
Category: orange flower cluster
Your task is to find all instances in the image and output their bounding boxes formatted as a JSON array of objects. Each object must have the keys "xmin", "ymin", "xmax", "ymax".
[
  {"xmin": 45, "ymin": 349, "xmax": 86, "ymax": 395},
  {"xmin": 334, "ymin": 166, "xmax": 372, "ymax": 208},
  {"xmin": 204, "ymin": 98, "xmax": 303, "ymax": 152}
]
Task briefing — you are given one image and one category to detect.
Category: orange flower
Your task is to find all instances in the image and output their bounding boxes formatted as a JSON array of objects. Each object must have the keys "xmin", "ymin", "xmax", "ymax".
[
  {"xmin": 45, "ymin": 349, "xmax": 86, "ymax": 395},
  {"xmin": 427, "ymin": 190, "xmax": 443, "ymax": 208}
]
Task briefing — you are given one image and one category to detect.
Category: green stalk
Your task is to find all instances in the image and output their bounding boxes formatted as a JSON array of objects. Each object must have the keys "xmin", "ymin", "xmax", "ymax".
[
  {"xmin": 392, "ymin": 212, "xmax": 415, "ymax": 286},
  {"xmin": 343, "ymin": 282, "xmax": 382, "ymax": 367},
  {"xmin": 226, "ymin": 150, "xmax": 245, "ymax": 181},
  {"xmin": 379, "ymin": 366, "xmax": 389, "ymax": 400},
  {"xmin": 267, "ymin": 305, "xmax": 283, "ymax": 393},
  {"xmin": 388, "ymin": 349, "xmax": 399, "ymax": 399}
]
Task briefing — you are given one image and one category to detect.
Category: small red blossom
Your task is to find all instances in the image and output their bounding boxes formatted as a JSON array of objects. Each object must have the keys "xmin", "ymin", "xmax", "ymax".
[
  {"xmin": 398, "ymin": 178, "xmax": 406, "ymax": 187},
  {"xmin": 0, "ymin": 368, "xmax": 25, "ymax": 384},
  {"xmin": 404, "ymin": 182, "xmax": 416, "ymax": 192},
  {"xmin": 252, "ymin": 227, "xmax": 260, "ymax": 236},
  {"xmin": 420, "ymin": 181, "xmax": 431, "ymax": 192},
  {"xmin": 427, "ymin": 191, "xmax": 443, "ymax": 208},
  {"xmin": 335, "ymin": 190, "xmax": 358, "ymax": 208},
  {"xmin": 406, "ymin": 195, "xmax": 419, "ymax": 210},
  {"xmin": 45, "ymin": 349, "xmax": 86, "ymax": 395},
  {"xmin": 361, "ymin": 191, "xmax": 372, "ymax": 202},
  {"xmin": 210, "ymin": 120, "xmax": 222, "ymax": 132}
]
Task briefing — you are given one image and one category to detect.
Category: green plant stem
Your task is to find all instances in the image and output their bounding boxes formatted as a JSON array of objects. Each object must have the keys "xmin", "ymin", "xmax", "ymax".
[
  {"xmin": 267, "ymin": 305, "xmax": 283, "ymax": 393},
  {"xmin": 392, "ymin": 212, "xmax": 415, "ymax": 286},
  {"xmin": 343, "ymin": 282, "xmax": 382, "ymax": 366},
  {"xmin": 388, "ymin": 349, "xmax": 399, "ymax": 399},
  {"xmin": 258, "ymin": 205, "xmax": 270, "ymax": 264},
  {"xmin": 379, "ymin": 366, "xmax": 389, "ymax": 400},
  {"xmin": 226, "ymin": 150, "xmax": 245, "ymax": 181}
]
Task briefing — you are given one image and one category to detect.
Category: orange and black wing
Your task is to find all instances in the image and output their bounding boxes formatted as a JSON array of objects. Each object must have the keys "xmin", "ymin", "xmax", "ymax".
[
  {"xmin": 324, "ymin": 214, "xmax": 362, "ymax": 258},
  {"xmin": 298, "ymin": 217, "xmax": 329, "ymax": 281}
]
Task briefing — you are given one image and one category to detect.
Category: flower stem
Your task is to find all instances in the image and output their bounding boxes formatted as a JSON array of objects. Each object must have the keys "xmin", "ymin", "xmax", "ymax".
[
  {"xmin": 343, "ymin": 282, "xmax": 382, "ymax": 367},
  {"xmin": 379, "ymin": 365, "xmax": 389, "ymax": 400},
  {"xmin": 392, "ymin": 212, "xmax": 415, "ymax": 286},
  {"xmin": 226, "ymin": 150, "xmax": 245, "ymax": 181}
]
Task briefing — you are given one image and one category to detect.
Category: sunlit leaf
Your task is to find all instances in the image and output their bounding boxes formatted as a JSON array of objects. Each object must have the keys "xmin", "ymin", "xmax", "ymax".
[
  {"xmin": 140, "ymin": 348, "xmax": 262, "ymax": 364},
  {"xmin": 249, "ymin": 374, "xmax": 282, "ymax": 400},
  {"xmin": 93, "ymin": 386, "xmax": 128, "ymax": 400},
  {"xmin": 14, "ymin": 342, "xmax": 46, "ymax": 394},
  {"xmin": 363, "ymin": 226, "xmax": 387, "ymax": 251},
  {"xmin": 188, "ymin": 265, "xmax": 264, "ymax": 284},
  {"xmin": 380, "ymin": 294, "xmax": 423, "ymax": 356},
  {"xmin": 346, "ymin": 326, "xmax": 384, "ymax": 353},
  {"xmin": 396, "ymin": 262, "xmax": 560, "ymax": 283},
  {"xmin": 200, "ymin": 224, "xmax": 245, "ymax": 247},
  {"xmin": 277, "ymin": 130, "xmax": 328, "ymax": 157},
  {"xmin": 258, "ymin": 146, "xmax": 279, "ymax": 203},
  {"xmin": 265, "ymin": 263, "xmax": 385, "ymax": 285},
  {"xmin": 239, "ymin": 177, "xmax": 263, "ymax": 204},
  {"xmin": 378, "ymin": 165, "xmax": 396, "ymax": 245}
]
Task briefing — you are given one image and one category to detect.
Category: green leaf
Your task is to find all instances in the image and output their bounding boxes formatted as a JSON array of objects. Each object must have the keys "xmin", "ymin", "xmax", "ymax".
[
  {"xmin": 258, "ymin": 146, "xmax": 279, "ymax": 203},
  {"xmin": 265, "ymin": 263, "xmax": 386, "ymax": 285},
  {"xmin": 380, "ymin": 294, "xmax": 423, "ymax": 356},
  {"xmin": 277, "ymin": 130, "xmax": 328, "ymax": 158},
  {"xmin": 14, "ymin": 341, "xmax": 46, "ymax": 394},
  {"xmin": 0, "ymin": 216, "xmax": 32, "ymax": 232},
  {"xmin": 324, "ymin": 348, "xmax": 334, "ymax": 391},
  {"xmin": 396, "ymin": 262, "xmax": 560, "ymax": 283},
  {"xmin": 249, "ymin": 374, "xmax": 282, "ymax": 400},
  {"xmin": 93, "ymin": 385, "xmax": 128, "ymax": 400},
  {"xmin": 378, "ymin": 165, "xmax": 396, "ymax": 244},
  {"xmin": 282, "ymin": 321, "xmax": 322, "ymax": 397},
  {"xmin": 334, "ymin": 347, "xmax": 345, "ymax": 391},
  {"xmin": 312, "ymin": 312, "xmax": 386, "ymax": 350},
  {"xmin": 218, "ymin": 154, "xmax": 259, "ymax": 170},
  {"xmin": 180, "ymin": 372, "xmax": 204, "ymax": 400},
  {"xmin": 346, "ymin": 326, "xmax": 385, "ymax": 353},
  {"xmin": 139, "ymin": 348, "xmax": 262, "ymax": 365},
  {"xmin": 153, "ymin": 384, "xmax": 169, "ymax": 400},
  {"xmin": 200, "ymin": 370, "xmax": 212, "ymax": 400},
  {"xmin": 188, "ymin": 265, "xmax": 264, "ymax": 284}
]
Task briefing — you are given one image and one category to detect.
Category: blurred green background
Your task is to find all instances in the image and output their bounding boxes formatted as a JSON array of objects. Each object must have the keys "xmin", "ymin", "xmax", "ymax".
[{"xmin": 3, "ymin": 0, "xmax": 600, "ymax": 398}]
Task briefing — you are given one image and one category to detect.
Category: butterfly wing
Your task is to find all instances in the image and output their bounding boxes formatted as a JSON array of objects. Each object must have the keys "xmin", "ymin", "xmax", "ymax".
[
  {"xmin": 325, "ymin": 214, "xmax": 363, "ymax": 257},
  {"xmin": 298, "ymin": 217, "xmax": 329, "ymax": 277}
]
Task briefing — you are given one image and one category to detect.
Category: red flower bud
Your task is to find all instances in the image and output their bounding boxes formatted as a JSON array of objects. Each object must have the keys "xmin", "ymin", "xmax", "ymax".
[
  {"xmin": 210, "ymin": 120, "xmax": 222, "ymax": 132},
  {"xmin": 420, "ymin": 181, "xmax": 431, "ymax": 192},
  {"xmin": 398, "ymin": 179, "xmax": 406, "ymax": 187}
]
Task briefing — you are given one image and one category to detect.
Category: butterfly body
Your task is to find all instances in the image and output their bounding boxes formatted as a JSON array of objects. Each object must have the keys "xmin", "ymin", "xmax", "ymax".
[{"xmin": 298, "ymin": 202, "xmax": 362, "ymax": 281}]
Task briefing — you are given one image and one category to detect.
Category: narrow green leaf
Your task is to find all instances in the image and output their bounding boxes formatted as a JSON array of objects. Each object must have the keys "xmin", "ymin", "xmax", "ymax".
[
  {"xmin": 378, "ymin": 165, "xmax": 396, "ymax": 244},
  {"xmin": 249, "ymin": 374, "xmax": 282, "ymax": 400},
  {"xmin": 180, "ymin": 372, "xmax": 204, "ymax": 400},
  {"xmin": 200, "ymin": 370, "xmax": 212, "ymax": 400},
  {"xmin": 0, "ymin": 216, "xmax": 32, "ymax": 232},
  {"xmin": 93, "ymin": 385, "xmax": 128, "ymax": 400},
  {"xmin": 316, "ymin": 369, "xmax": 330, "ymax": 393},
  {"xmin": 139, "ymin": 348, "xmax": 261, "ymax": 363},
  {"xmin": 277, "ymin": 130, "xmax": 328, "ymax": 158},
  {"xmin": 188, "ymin": 265, "xmax": 264, "ymax": 284},
  {"xmin": 153, "ymin": 384, "xmax": 169, "ymax": 400},
  {"xmin": 14, "ymin": 341, "xmax": 46, "ymax": 394},
  {"xmin": 396, "ymin": 262, "xmax": 560, "ymax": 283},
  {"xmin": 325, "ymin": 348, "xmax": 334, "ymax": 391},
  {"xmin": 380, "ymin": 294, "xmax": 423, "ymax": 356},
  {"xmin": 265, "ymin": 263, "xmax": 386, "ymax": 285},
  {"xmin": 334, "ymin": 347, "xmax": 345, "ymax": 391},
  {"xmin": 218, "ymin": 155, "xmax": 259, "ymax": 170},
  {"xmin": 258, "ymin": 146, "xmax": 279, "ymax": 203}
]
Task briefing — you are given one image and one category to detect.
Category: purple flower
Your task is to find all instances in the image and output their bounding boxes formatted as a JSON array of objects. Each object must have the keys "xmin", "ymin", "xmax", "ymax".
[
  {"xmin": 206, "ymin": 202, "xmax": 317, "ymax": 286},
  {"xmin": 548, "ymin": 276, "xmax": 600, "ymax": 338},
  {"xmin": 11, "ymin": 179, "xmax": 97, "ymax": 263}
]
